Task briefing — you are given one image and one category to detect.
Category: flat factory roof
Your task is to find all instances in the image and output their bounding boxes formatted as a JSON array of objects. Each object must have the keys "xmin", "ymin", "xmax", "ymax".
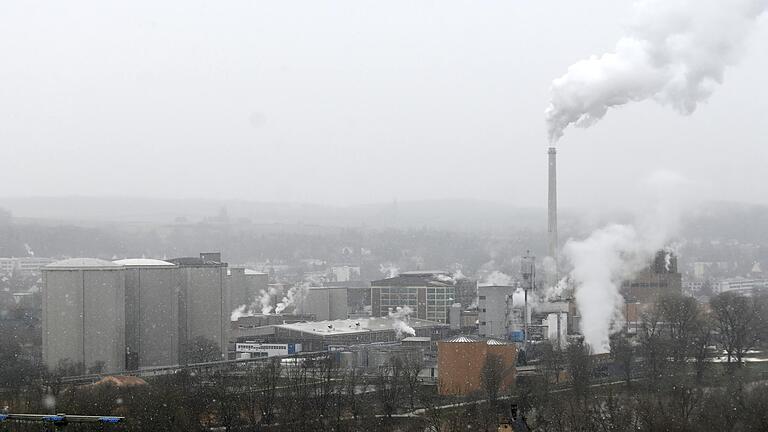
[{"xmin": 275, "ymin": 317, "xmax": 446, "ymax": 337}]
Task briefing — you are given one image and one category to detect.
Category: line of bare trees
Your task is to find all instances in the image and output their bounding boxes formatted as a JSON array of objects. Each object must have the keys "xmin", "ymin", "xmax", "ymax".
[{"xmin": 516, "ymin": 290, "xmax": 768, "ymax": 431}]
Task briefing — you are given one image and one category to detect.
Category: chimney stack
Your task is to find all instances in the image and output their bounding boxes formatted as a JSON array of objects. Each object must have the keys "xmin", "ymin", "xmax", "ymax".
[{"xmin": 548, "ymin": 147, "xmax": 558, "ymax": 286}]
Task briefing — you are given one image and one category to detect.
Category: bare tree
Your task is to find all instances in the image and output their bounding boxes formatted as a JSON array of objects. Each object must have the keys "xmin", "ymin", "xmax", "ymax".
[
  {"xmin": 658, "ymin": 293, "xmax": 701, "ymax": 364},
  {"xmin": 609, "ymin": 331, "xmax": 634, "ymax": 387},
  {"xmin": 402, "ymin": 356, "xmax": 424, "ymax": 411},
  {"xmin": 374, "ymin": 357, "xmax": 405, "ymax": 419},
  {"xmin": 244, "ymin": 360, "xmax": 281, "ymax": 427},
  {"xmin": 637, "ymin": 306, "xmax": 670, "ymax": 387},
  {"xmin": 565, "ymin": 339, "xmax": 592, "ymax": 405},
  {"xmin": 186, "ymin": 336, "xmax": 222, "ymax": 364},
  {"xmin": 481, "ymin": 353, "xmax": 506, "ymax": 407},
  {"xmin": 692, "ymin": 314, "xmax": 715, "ymax": 383},
  {"xmin": 538, "ymin": 341, "xmax": 564, "ymax": 389},
  {"xmin": 710, "ymin": 292, "xmax": 768, "ymax": 365}
]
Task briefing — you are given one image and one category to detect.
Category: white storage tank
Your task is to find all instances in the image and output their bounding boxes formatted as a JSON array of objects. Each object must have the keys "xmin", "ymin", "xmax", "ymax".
[{"xmin": 42, "ymin": 258, "xmax": 126, "ymax": 373}]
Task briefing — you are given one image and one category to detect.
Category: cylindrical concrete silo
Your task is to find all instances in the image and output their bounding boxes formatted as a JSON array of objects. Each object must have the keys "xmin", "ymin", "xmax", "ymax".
[
  {"xmin": 42, "ymin": 258, "xmax": 125, "ymax": 373},
  {"xmin": 114, "ymin": 258, "xmax": 178, "ymax": 369},
  {"xmin": 168, "ymin": 254, "xmax": 228, "ymax": 363}
]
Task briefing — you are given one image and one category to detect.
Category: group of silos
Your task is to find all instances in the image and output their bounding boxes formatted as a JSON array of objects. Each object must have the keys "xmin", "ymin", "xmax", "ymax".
[{"xmin": 41, "ymin": 253, "xmax": 268, "ymax": 374}]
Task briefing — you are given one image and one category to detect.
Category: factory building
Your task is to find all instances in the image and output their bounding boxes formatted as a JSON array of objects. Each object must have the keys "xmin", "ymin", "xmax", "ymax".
[
  {"xmin": 325, "ymin": 280, "xmax": 371, "ymax": 317},
  {"xmin": 235, "ymin": 342, "xmax": 302, "ymax": 359},
  {"xmin": 240, "ymin": 317, "xmax": 449, "ymax": 352},
  {"xmin": 42, "ymin": 259, "xmax": 126, "ymax": 373},
  {"xmin": 478, "ymin": 285, "xmax": 514, "ymax": 338},
  {"xmin": 621, "ymin": 250, "xmax": 682, "ymax": 303},
  {"xmin": 227, "ymin": 267, "xmax": 248, "ymax": 314},
  {"xmin": 114, "ymin": 259, "xmax": 179, "ymax": 370},
  {"xmin": 371, "ymin": 271, "xmax": 456, "ymax": 323},
  {"xmin": 437, "ymin": 336, "xmax": 517, "ymax": 396},
  {"xmin": 244, "ymin": 269, "xmax": 269, "ymax": 301},
  {"xmin": 333, "ymin": 343, "xmax": 425, "ymax": 370},
  {"xmin": 226, "ymin": 268, "xmax": 269, "ymax": 313},
  {"xmin": 302, "ymin": 286, "xmax": 348, "ymax": 320},
  {"xmin": 454, "ymin": 278, "xmax": 478, "ymax": 309},
  {"xmin": 168, "ymin": 253, "xmax": 229, "ymax": 363}
]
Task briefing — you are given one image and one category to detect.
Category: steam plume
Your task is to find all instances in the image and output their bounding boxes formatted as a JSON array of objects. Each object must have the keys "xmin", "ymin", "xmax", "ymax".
[
  {"xmin": 389, "ymin": 306, "xmax": 416, "ymax": 338},
  {"xmin": 546, "ymin": 0, "xmax": 768, "ymax": 142},
  {"xmin": 480, "ymin": 271, "xmax": 513, "ymax": 287},
  {"xmin": 564, "ymin": 171, "xmax": 690, "ymax": 353},
  {"xmin": 230, "ymin": 304, "xmax": 249, "ymax": 321},
  {"xmin": 379, "ymin": 263, "xmax": 399, "ymax": 278},
  {"xmin": 275, "ymin": 284, "xmax": 308, "ymax": 314},
  {"xmin": 259, "ymin": 286, "xmax": 281, "ymax": 315},
  {"xmin": 230, "ymin": 286, "xmax": 282, "ymax": 321}
]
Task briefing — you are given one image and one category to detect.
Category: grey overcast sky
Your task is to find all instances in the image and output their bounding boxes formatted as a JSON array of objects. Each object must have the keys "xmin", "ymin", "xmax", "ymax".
[{"xmin": 1, "ymin": 1, "xmax": 766, "ymax": 209}]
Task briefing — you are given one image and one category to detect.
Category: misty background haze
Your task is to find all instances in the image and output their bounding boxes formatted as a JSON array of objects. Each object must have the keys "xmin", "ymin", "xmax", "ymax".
[{"xmin": 1, "ymin": 0, "xmax": 767, "ymax": 211}]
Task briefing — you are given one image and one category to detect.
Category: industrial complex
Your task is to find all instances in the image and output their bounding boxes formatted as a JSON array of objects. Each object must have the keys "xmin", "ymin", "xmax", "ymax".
[{"xmin": 30, "ymin": 147, "xmax": 690, "ymax": 397}]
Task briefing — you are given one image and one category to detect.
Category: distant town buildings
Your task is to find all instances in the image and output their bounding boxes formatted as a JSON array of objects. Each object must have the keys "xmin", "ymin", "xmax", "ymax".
[
  {"xmin": 717, "ymin": 278, "xmax": 768, "ymax": 296},
  {"xmin": 329, "ymin": 265, "xmax": 360, "ymax": 283},
  {"xmin": 0, "ymin": 257, "xmax": 55, "ymax": 274}
]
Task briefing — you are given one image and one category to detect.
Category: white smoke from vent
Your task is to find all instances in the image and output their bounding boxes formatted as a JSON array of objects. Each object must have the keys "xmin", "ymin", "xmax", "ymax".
[
  {"xmin": 259, "ymin": 286, "xmax": 281, "ymax": 315},
  {"xmin": 230, "ymin": 286, "xmax": 283, "ymax": 321},
  {"xmin": 379, "ymin": 263, "xmax": 399, "ymax": 278},
  {"xmin": 564, "ymin": 171, "xmax": 691, "ymax": 353},
  {"xmin": 564, "ymin": 225, "xmax": 647, "ymax": 353},
  {"xmin": 275, "ymin": 284, "xmax": 309, "ymax": 314},
  {"xmin": 24, "ymin": 244, "xmax": 35, "ymax": 257},
  {"xmin": 546, "ymin": 0, "xmax": 768, "ymax": 142},
  {"xmin": 480, "ymin": 271, "xmax": 513, "ymax": 287},
  {"xmin": 389, "ymin": 306, "xmax": 416, "ymax": 339},
  {"xmin": 230, "ymin": 304, "xmax": 249, "ymax": 322}
]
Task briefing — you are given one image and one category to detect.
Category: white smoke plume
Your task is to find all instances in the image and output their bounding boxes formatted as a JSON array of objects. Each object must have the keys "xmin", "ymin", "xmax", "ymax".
[
  {"xmin": 229, "ymin": 286, "xmax": 282, "ymax": 321},
  {"xmin": 564, "ymin": 225, "xmax": 649, "ymax": 353},
  {"xmin": 230, "ymin": 304, "xmax": 249, "ymax": 322},
  {"xmin": 24, "ymin": 244, "xmax": 34, "ymax": 257},
  {"xmin": 542, "ymin": 277, "xmax": 570, "ymax": 303},
  {"xmin": 510, "ymin": 287, "xmax": 527, "ymax": 308},
  {"xmin": 379, "ymin": 263, "xmax": 399, "ymax": 278},
  {"xmin": 259, "ymin": 286, "xmax": 281, "ymax": 315},
  {"xmin": 389, "ymin": 306, "xmax": 416, "ymax": 338},
  {"xmin": 275, "ymin": 284, "xmax": 309, "ymax": 314},
  {"xmin": 546, "ymin": 0, "xmax": 768, "ymax": 142},
  {"xmin": 564, "ymin": 171, "xmax": 691, "ymax": 353},
  {"xmin": 480, "ymin": 271, "xmax": 513, "ymax": 287}
]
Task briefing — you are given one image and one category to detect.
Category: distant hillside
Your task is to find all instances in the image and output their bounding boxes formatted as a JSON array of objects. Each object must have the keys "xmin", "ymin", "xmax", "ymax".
[
  {"xmin": 682, "ymin": 201, "xmax": 768, "ymax": 244},
  {"xmin": 0, "ymin": 196, "xmax": 547, "ymax": 231}
]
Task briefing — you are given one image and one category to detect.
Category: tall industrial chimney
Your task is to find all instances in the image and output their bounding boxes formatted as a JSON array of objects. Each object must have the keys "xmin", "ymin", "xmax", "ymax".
[{"xmin": 547, "ymin": 147, "xmax": 558, "ymax": 286}]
